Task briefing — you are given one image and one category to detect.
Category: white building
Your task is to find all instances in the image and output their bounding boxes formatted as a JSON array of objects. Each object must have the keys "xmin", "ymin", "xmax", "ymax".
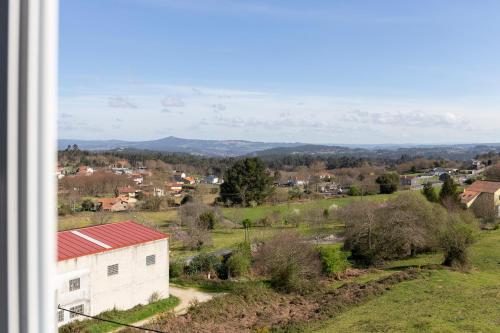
[{"xmin": 56, "ymin": 221, "xmax": 169, "ymax": 326}]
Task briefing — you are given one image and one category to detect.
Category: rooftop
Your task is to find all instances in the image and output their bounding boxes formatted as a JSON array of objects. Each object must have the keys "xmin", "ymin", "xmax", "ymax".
[
  {"xmin": 58, "ymin": 221, "xmax": 168, "ymax": 261},
  {"xmin": 466, "ymin": 180, "xmax": 500, "ymax": 194}
]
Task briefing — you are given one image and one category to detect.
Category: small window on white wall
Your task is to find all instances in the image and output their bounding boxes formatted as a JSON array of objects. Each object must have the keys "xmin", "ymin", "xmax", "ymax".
[
  {"xmin": 107, "ymin": 264, "xmax": 119, "ymax": 276},
  {"xmin": 146, "ymin": 254, "xmax": 156, "ymax": 266},
  {"xmin": 57, "ymin": 310, "xmax": 64, "ymax": 323},
  {"xmin": 69, "ymin": 278, "xmax": 80, "ymax": 291},
  {"xmin": 69, "ymin": 304, "xmax": 84, "ymax": 318}
]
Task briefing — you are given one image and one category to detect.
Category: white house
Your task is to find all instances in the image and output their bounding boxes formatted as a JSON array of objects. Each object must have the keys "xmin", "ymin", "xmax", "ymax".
[{"xmin": 56, "ymin": 221, "xmax": 169, "ymax": 326}]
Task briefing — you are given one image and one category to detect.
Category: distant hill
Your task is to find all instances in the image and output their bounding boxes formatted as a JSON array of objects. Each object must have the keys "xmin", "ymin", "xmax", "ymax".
[
  {"xmin": 58, "ymin": 136, "xmax": 500, "ymax": 160},
  {"xmin": 58, "ymin": 136, "xmax": 304, "ymax": 157},
  {"xmin": 253, "ymin": 144, "xmax": 500, "ymax": 160}
]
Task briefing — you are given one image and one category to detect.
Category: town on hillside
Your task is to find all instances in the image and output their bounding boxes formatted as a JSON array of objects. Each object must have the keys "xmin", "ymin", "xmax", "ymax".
[{"xmin": 56, "ymin": 144, "xmax": 500, "ymax": 332}]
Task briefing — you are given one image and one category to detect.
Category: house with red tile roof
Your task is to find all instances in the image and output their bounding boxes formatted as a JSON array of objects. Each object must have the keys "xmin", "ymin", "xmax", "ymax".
[
  {"xmin": 96, "ymin": 197, "xmax": 129, "ymax": 212},
  {"xmin": 460, "ymin": 180, "xmax": 500, "ymax": 218},
  {"xmin": 56, "ymin": 221, "xmax": 169, "ymax": 326}
]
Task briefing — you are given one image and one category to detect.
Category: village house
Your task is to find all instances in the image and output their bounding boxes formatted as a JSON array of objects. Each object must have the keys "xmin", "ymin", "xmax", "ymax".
[
  {"xmin": 56, "ymin": 166, "xmax": 65, "ymax": 180},
  {"xmin": 97, "ymin": 197, "xmax": 129, "ymax": 212},
  {"xmin": 183, "ymin": 176, "xmax": 196, "ymax": 185},
  {"xmin": 460, "ymin": 180, "xmax": 500, "ymax": 218},
  {"xmin": 117, "ymin": 186, "xmax": 140, "ymax": 199},
  {"xmin": 131, "ymin": 173, "xmax": 144, "ymax": 185},
  {"xmin": 76, "ymin": 166, "xmax": 94, "ymax": 177},
  {"xmin": 56, "ymin": 221, "xmax": 169, "ymax": 326},
  {"xmin": 166, "ymin": 182, "xmax": 183, "ymax": 194},
  {"xmin": 400, "ymin": 175, "xmax": 419, "ymax": 188},
  {"xmin": 203, "ymin": 175, "xmax": 220, "ymax": 184}
]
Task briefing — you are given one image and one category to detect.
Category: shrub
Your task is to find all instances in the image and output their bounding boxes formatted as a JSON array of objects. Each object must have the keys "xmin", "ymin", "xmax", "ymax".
[
  {"xmin": 254, "ymin": 232, "xmax": 321, "ymax": 293},
  {"xmin": 319, "ymin": 246, "xmax": 351, "ymax": 277},
  {"xmin": 348, "ymin": 185, "xmax": 361, "ymax": 196},
  {"xmin": 81, "ymin": 199, "xmax": 94, "ymax": 211},
  {"xmin": 58, "ymin": 203, "xmax": 72, "ymax": 216},
  {"xmin": 226, "ymin": 252, "xmax": 251, "ymax": 278},
  {"xmin": 422, "ymin": 182, "xmax": 438, "ymax": 203},
  {"xmin": 169, "ymin": 260, "xmax": 185, "ymax": 278},
  {"xmin": 148, "ymin": 291, "xmax": 160, "ymax": 304},
  {"xmin": 199, "ymin": 211, "xmax": 217, "ymax": 230},
  {"xmin": 338, "ymin": 192, "xmax": 448, "ymax": 265},
  {"xmin": 186, "ymin": 254, "xmax": 223, "ymax": 278},
  {"xmin": 226, "ymin": 242, "xmax": 252, "ymax": 278},
  {"xmin": 440, "ymin": 213, "xmax": 477, "ymax": 269}
]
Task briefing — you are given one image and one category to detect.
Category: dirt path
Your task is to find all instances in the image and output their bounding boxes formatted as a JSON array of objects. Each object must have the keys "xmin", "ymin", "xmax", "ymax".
[{"xmin": 111, "ymin": 285, "xmax": 219, "ymax": 332}]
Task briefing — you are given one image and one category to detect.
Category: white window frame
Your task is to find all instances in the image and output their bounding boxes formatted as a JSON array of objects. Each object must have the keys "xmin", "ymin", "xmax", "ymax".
[{"xmin": 0, "ymin": 0, "xmax": 58, "ymax": 332}]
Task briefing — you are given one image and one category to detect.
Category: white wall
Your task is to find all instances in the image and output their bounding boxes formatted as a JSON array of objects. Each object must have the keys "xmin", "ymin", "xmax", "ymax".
[{"xmin": 56, "ymin": 238, "xmax": 169, "ymax": 326}]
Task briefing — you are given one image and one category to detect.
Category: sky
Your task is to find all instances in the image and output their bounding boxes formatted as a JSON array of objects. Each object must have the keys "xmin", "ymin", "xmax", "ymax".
[{"xmin": 59, "ymin": 0, "xmax": 500, "ymax": 144}]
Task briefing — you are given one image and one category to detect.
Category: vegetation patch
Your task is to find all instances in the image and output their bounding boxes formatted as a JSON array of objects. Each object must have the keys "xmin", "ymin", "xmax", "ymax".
[
  {"xmin": 136, "ymin": 270, "xmax": 422, "ymax": 333},
  {"xmin": 58, "ymin": 296, "xmax": 179, "ymax": 333}
]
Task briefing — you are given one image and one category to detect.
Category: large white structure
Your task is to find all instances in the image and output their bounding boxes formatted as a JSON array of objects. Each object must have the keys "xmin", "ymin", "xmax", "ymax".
[{"xmin": 56, "ymin": 221, "xmax": 169, "ymax": 326}]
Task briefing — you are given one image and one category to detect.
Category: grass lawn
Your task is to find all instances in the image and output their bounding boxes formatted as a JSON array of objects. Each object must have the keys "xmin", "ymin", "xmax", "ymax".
[
  {"xmin": 59, "ymin": 295, "xmax": 179, "ymax": 333},
  {"xmin": 221, "ymin": 194, "xmax": 395, "ymax": 224},
  {"xmin": 313, "ymin": 229, "xmax": 500, "ymax": 333}
]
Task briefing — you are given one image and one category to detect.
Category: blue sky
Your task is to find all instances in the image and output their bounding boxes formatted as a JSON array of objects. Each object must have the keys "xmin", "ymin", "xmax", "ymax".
[{"xmin": 59, "ymin": 0, "xmax": 500, "ymax": 143}]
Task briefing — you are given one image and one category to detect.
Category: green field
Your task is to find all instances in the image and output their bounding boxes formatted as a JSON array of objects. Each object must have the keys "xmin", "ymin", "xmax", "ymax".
[
  {"xmin": 221, "ymin": 194, "xmax": 395, "ymax": 223},
  {"xmin": 313, "ymin": 229, "xmax": 500, "ymax": 333},
  {"xmin": 58, "ymin": 194, "xmax": 396, "ymax": 259}
]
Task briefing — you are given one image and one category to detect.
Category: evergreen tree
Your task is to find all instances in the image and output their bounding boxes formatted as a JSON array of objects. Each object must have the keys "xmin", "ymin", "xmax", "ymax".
[
  {"xmin": 439, "ymin": 174, "xmax": 459, "ymax": 203},
  {"xmin": 376, "ymin": 173, "xmax": 400, "ymax": 194},
  {"xmin": 220, "ymin": 158, "xmax": 273, "ymax": 206},
  {"xmin": 422, "ymin": 182, "xmax": 438, "ymax": 202}
]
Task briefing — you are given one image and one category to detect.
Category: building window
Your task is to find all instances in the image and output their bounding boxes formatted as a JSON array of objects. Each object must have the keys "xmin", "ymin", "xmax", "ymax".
[
  {"xmin": 107, "ymin": 264, "xmax": 119, "ymax": 276},
  {"xmin": 69, "ymin": 278, "xmax": 80, "ymax": 291},
  {"xmin": 58, "ymin": 310, "xmax": 64, "ymax": 322},
  {"xmin": 146, "ymin": 254, "xmax": 156, "ymax": 266},
  {"xmin": 69, "ymin": 304, "xmax": 84, "ymax": 318}
]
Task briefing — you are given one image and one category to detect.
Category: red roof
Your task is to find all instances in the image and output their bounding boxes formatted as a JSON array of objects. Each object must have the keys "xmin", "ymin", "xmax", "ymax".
[
  {"xmin": 58, "ymin": 221, "xmax": 168, "ymax": 261},
  {"xmin": 118, "ymin": 187, "xmax": 136, "ymax": 193},
  {"xmin": 466, "ymin": 181, "xmax": 500, "ymax": 194}
]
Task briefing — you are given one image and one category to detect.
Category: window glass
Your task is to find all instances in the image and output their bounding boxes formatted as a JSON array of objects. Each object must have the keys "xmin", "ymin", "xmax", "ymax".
[
  {"xmin": 146, "ymin": 254, "xmax": 156, "ymax": 266},
  {"xmin": 69, "ymin": 304, "xmax": 84, "ymax": 318},
  {"xmin": 69, "ymin": 278, "xmax": 80, "ymax": 291},
  {"xmin": 107, "ymin": 264, "xmax": 119, "ymax": 276},
  {"xmin": 58, "ymin": 310, "xmax": 64, "ymax": 322}
]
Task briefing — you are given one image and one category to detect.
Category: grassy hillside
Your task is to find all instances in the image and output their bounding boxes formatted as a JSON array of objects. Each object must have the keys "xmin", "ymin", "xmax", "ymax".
[{"xmin": 313, "ymin": 229, "xmax": 500, "ymax": 333}]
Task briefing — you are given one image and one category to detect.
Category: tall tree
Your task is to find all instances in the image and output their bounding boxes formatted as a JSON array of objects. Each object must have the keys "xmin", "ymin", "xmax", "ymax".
[
  {"xmin": 220, "ymin": 158, "xmax": 273, "ymax": 206},
  {"xmin": 439, "ymin": 174, "xmax": 459, "ymax": 204},
  {"xmin": 376, "ymin": 173, "xmax": 400, "ymax": 194},
  {"xmin": 422, "ymin": 182, "xmax": 438, "ymax": 203}
]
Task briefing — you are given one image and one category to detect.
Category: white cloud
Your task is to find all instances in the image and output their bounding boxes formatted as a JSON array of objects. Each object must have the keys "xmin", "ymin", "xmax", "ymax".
[
  {"xmin": 59, "ymin": 82, "xmax": 497, "ymax": 143},
  {"xmin": 108, "ymin": 96, "xmax": 138, "ymax": 109}
]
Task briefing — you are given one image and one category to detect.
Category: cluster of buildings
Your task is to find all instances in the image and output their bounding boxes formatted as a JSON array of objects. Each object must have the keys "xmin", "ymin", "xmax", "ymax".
[{"xmin": 57, "ymin": 221, "xmax": 170, "ymax": 326}]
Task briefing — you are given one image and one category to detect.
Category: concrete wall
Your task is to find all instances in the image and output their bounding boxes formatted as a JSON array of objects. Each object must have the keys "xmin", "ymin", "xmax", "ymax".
[{"xmin": 56, "ymin": 238, "xmax": 169, "ymax": 326}]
